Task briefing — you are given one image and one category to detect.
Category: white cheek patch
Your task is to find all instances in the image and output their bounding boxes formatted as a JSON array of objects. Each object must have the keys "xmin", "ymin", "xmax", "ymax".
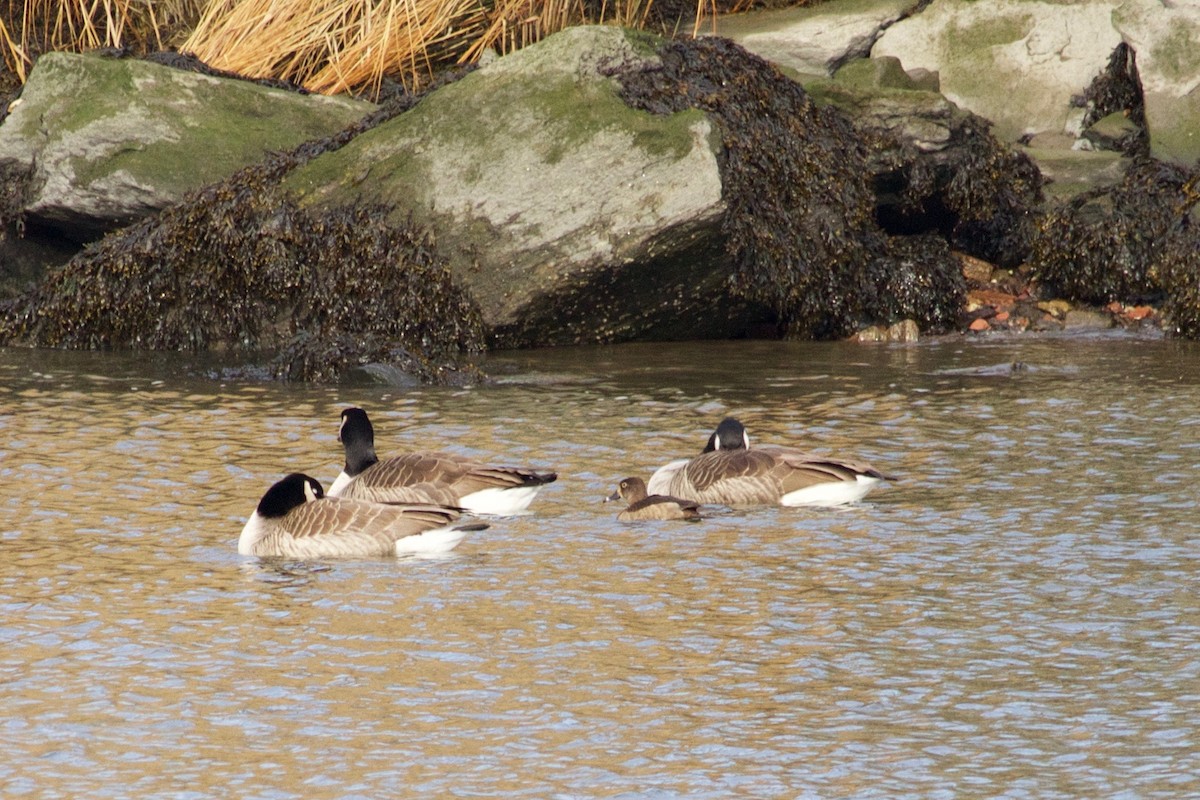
[
  {"xmin": 743, "ymin": 431, "xmax": 750, "ymax": 449},
  {"xmin": 304, "ymin": 481, "xmax": 320, "ymax": 503}
]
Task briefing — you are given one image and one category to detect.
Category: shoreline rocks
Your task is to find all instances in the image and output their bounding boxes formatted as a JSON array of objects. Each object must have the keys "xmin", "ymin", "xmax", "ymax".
[
  {"xmin": 0, "ymin": 2, "xmax": 1197, "ymax": 382},
  {"xmin": 0, "ymin": 51, "xmax": 372, "ymax": 242}
]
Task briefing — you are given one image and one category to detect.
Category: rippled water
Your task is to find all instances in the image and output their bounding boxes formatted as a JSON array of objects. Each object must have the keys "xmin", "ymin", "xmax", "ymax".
[{"xmin": 2, "ymin": 336, "xmax": 1198, "ymax": 798}]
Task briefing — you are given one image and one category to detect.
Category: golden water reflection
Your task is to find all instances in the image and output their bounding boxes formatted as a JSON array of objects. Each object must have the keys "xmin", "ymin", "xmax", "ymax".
[{"xmin": 2, "ymin": 337, "xmax": 1199, "ymax": 797}]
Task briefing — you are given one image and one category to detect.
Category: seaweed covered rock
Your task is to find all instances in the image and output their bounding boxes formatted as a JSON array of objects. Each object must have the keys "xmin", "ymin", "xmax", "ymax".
[
  {"xmin": 810, "ymin": 56, "xmax": 1044, "ymax": 269},
  {"xmin": 871, "ymin": 234, "xmax": 966, "ymax": 333},
  {"xmin": 1030, "ymin": 159, "xmax": 1198, "ymax": 308},
  {"xmin": 0, "ymin": 162, "xmax": 486, "ymax": 384},
  {"xmin": 1075, "ymin": 43, "xmax": 1148, "ymax": 158},
  {"xmin": 619, "ymin": 36, "xmax": 964, "ymax": 338},
  {"xmin": 1158, "ymin": 173, "xmax": 1200, "ymax": 339},
  {"xmin": 1111, "ymin": 0, "xmax": 1200, "ymax": 167},
  {"xmin": 0, "ymin": 50, "xmax": 373, "ymax": 242}
]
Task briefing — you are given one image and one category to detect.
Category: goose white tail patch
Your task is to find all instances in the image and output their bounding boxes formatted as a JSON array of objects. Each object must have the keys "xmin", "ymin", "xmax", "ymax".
[
  {"xmin": 458, "ymin": 486, "xmax": 542, "ymax": 515},
  {"xmin": 780, "ymin": 475, "xmax": 883, "ymax": 507},
  {"xmin": 393, "ymin": 524, "xmax": 471, "ymax": 555}
]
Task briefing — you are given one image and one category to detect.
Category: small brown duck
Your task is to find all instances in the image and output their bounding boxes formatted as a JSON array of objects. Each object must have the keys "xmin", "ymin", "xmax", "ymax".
[{"xmin": 607, "ymin": 476, "xmax": 702, "ymax": 522}]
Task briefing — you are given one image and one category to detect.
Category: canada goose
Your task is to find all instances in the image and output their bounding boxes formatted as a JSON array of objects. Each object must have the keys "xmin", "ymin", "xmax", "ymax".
[
  {"xmin": 328, "ymin": 407, "xmax": 558, "ymax": 515},
  {"xmin": 239, "ymin": 472, "xmax": 487, "ymax": 558},
  {"xmin": 606, "ymin": 476, "xmax": 701, "ymax": 522},
  {"xmin": 647, "ymin": 417, "xmax": 893, "ymax": 507}
]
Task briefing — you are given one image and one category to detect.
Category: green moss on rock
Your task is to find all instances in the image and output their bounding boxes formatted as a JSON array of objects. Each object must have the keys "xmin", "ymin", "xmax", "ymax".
[
  {"xmin": 287, "ymin": 28, "xmax": 700, "ymax": 220},
  {"xmin": 0, "ymin": 51, "xmax": 373, "ymax": 236}
]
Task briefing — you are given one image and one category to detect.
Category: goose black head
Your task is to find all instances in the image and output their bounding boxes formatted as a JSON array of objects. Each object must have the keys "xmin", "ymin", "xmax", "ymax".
[
  {"xmin": 702, "ymin": 417, "xmax": 750, "ymax": 453},
  {"xmin": 257, "ymin": 473, "xmax": 324, "ymax": 517}
]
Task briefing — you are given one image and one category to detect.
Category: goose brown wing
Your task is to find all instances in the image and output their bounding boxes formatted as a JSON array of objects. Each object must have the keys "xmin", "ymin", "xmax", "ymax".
[
  {"xmin": 341, "ymin": 452, "xmax": 556, "ymax": 505},
  {"xmin": 762, "ymin": 446, "xmax": 895, "ymax": 488},
  {"xmin": 278, "ymin": 498, "xmax": 462, "ymax": 558},
  {"xmin": 453, "ymin": 464, "xmax": 558, "ymax": 492},
  {"xmin": 276, "ymin": 498, "xmax": 400, "ymax": 557},
  {"xmin": 674, "ymin": 450, "xmax": 781, "ymax": 504}
]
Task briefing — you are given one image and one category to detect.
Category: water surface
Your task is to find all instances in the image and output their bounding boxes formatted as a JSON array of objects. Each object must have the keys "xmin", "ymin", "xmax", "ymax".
[{"xmin": 2, "ymin": 336, "xmax": 1198, "ymax": 798}]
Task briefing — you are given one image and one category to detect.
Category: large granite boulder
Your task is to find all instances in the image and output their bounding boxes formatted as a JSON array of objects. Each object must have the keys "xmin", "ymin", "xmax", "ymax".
[
  {"xmin": 285, "ymin": 26, "xmax": 742, "ymax": 346},
  {"xmin": 871, "ymin": 0, "xmax": 1122, "ymax": 145},
  {"xmin": 0, "ymin": 51, "xmax": 374, "ymax": 241},
  {"xmin": 871, "ymin": 0, "xmax": 1199, "ymax": 166},
  {"xmin": 713, "ymin": 0, "xmax": 922, "ymax": 78},
  {"xmin": 723, "ymin": 0, "xmax": 1199, "ymax": 169}
]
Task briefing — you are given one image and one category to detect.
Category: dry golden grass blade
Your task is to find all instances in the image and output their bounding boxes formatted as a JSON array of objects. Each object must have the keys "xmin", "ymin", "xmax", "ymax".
[
  {"xmin": 0, "ymin": 17, "xmax": 31, "ymax": 83},
  {"xmin": 2, "ymin": 0, "xmax": 205, "ymax": 86},
  {"xmin": 602, "ymin": 0, "xmax": 655, "ymax": 29},
  {"xmin": 692, "ymin": 0, "xmax": 716, "ymax": 37}
]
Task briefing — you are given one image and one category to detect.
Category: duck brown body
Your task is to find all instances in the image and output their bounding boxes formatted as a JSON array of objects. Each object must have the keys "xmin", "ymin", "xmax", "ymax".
[{"xmin": 609, "ymin": 476, "xmax": 701, "ymax": 522}]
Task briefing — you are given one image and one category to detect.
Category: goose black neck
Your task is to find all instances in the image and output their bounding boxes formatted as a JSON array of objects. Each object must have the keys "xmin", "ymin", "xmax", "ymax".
[
  {"xmin": 340, "ymin": 408, "xmax": 381, "ymax": 476},
  {"xmin": 343, "ymin": 437, "xmax": 379, "ymax": 476}
]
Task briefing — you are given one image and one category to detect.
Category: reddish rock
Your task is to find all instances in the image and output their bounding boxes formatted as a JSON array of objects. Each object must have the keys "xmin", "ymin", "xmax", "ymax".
[
  {"xmin": 1126, "ymin": 305, "xmax": 1154, "ymax": 320},
  {"xmin": 968, "ymin": 288, "xmax": 1018, "ymax": 311},
  {"xmin": 969, "ymin": 317, "xmax": 990, "ymax": 332},
  {"xmin": 994, "ymin": 310, "xmax": 1010, "ymax": 323}
]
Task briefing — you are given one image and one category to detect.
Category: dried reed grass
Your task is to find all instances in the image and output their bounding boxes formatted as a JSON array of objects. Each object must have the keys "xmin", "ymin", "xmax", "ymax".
[
  {"xmin": 4, "ymin": 0, "xmax": 718, "ymax": 99},
  {"xmin": 1, "ymin": 0, "xmax": 202, "ymax": 83},
  {"xmin": 185, "ymin": 0, "xmax": 672, "ymax": 97},
  {"xmin": 183, "ymin": 0, "xmax": 492, "ymax": 97}
]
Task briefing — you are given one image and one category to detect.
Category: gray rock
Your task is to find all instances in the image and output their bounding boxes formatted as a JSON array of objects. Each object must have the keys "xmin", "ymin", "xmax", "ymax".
[
  {"xmin": 855, "ymin": 319, "xmax": 919, "ymax": 342},
  {"xmin": 868, "ymin": 0, "xmax": 1200, "ymax": 168},
  {"xmin": 810, "ymin": 56, "xmax": 963, "ymax": 152},
  {"xmin": 715, "ymin": 0, "xmax": 921, "ymax": 77},
  {"xmin": 286, "ymin": 26, "xmax": 740, "ymax": 344},
  {"xmin": 1023, "ymin": 146, "xmax": 1129, "ymax": 201},
  {"xmin": 1064, "ymin": 308, "xmax": 1114, "ymax": 330},
  {"xmin": 1082, "ymin": 111, "xmax": 1141, "ymax": 152},
  {"xmin": 0, "ymin": 51, "xmax": 373, "ymax": 241},
  {"xmin": 872, "ymin": 0, "xmax": 1123, "ymax": 145}
]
